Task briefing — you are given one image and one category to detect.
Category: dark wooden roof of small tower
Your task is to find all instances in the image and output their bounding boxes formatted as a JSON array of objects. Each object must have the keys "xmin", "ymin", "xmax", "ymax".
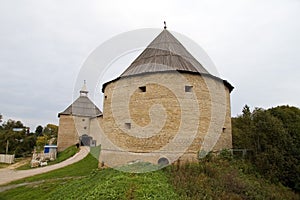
[
  {"xmin": 102, "ymin": 27, "xmax": 233, "ymax": 92},
  {"xmin": 58, "ymin": 82, "xmax": 102, "ymax": 118}
]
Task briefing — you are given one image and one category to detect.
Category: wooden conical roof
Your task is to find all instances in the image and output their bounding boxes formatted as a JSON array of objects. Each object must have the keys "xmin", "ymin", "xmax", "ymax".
[{"xmin": 120, "ymin": 29, "xmax": 209, "ymax": 77}]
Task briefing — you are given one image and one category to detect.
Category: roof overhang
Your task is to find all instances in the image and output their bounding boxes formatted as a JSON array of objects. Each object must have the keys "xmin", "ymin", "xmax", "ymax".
[{"xmin": 102, "ymin": 70, "xmax": 234, "ymax": 93}]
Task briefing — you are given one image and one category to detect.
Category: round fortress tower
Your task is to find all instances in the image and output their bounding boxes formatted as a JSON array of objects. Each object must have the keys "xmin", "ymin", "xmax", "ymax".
[{"xmin": 99, "ymin": 28, "xmax": 234, "ymax": 167}]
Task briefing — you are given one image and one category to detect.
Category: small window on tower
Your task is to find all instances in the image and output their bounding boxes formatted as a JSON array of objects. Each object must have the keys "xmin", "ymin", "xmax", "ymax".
[
  {"xmin": 185, "ymin": 85, "xmax": 193, "ymax": 92},
  {"xmin": 139, "ymin": 86, "xmax": 146, "ymax": 92},
  {"xmin": 84, "ymin": 126, "xmax": 87, "ymax": 130},
  {"xmin": 125, "ymin": 123, "xmax": 131, "ymax": 129},
  {"xmin": 82, "ymin": 119, "xmax": 85, "ymax": 122},
  {"xmin": 222, "ymin": 127, "xmax": 226, "ymax": 133}
]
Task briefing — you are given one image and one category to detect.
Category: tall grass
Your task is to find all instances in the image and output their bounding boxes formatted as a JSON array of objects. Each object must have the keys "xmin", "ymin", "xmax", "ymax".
[
  {"xmin": 1, "ymin": 153, "xmax": 298, "ymax": 200},
  {"xmin": 164, "ymin": 157, "xmax": 299, "ymax": 200}
]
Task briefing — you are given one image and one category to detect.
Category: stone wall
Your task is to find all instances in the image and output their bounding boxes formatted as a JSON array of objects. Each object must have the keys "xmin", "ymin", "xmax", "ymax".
[
  {"xmin": 57, "ymin": 115, "xmax": 91, "ymax": 151},
  {"xmin": 57, "ymin": 115, "xmax": 77, "ymax": 152},
  {"xmin": 89, "ymin": 116, "xmax": 103, "ymax": 147},
  {"xmin": 99, "ymin": 72, "xmax": 232, "ymax": 166}
]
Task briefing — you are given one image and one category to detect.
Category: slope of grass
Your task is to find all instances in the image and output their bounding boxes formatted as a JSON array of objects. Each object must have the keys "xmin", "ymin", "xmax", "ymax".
[
  {"xmin": 49, "ymin": 145, "xmax": 79, "ymax": 165},
  {"xmin": 164, "ymin": 157, "xmax": 299, "ymax": 200},
  {"xmin": 0, "ymin": 154, "xmax": 178, "ymax": 200},
  {"xmin": 11, "ymin": 153, "xmax": 98, "ymax": 185},
  {"xmin": 1, "ymin": 152, "xmax": 298, "ymax": 200}
]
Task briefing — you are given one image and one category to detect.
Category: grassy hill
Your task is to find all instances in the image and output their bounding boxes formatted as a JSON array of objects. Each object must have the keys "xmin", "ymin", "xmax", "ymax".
[{"xmin": 0, "ymin": 152, "xmax": 298, "ymax": 200}]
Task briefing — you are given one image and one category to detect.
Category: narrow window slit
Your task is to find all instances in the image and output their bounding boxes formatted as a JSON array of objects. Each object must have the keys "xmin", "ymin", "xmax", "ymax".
[
  {"xmin": 139, "ymin": 86, "xmax": 146, "ymax": 92},
  {"xmin": 125, "ymin": 123, "xmax": 131, "ymax": 129},
  {"xmin": 185, "ymin": 85, "xmax": 193, "ymax": 92}
]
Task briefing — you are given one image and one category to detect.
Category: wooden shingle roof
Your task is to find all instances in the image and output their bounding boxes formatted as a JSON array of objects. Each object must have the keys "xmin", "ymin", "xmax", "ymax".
[
  {"xmin": 120, "ymin": 29, "xmax": 209, "ymax": 77},
  {"xmin": 58, "ymin": 83, "xmax": 102, "ymax": 118},
  {"xmin": 58, "ymin": 96, "xmax": 102, "ymax": 117}
]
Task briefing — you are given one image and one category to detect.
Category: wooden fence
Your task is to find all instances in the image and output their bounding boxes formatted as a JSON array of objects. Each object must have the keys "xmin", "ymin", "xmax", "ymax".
[{"xmin": 0, "ymin": 154, "xmax": 15, "ymax": 164}]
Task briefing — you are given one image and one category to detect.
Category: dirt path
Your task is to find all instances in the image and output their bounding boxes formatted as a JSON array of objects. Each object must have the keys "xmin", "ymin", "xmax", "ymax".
[
  {"xmin": 0, "ymin": 146, "xmax": 90, "ymax": 186},
  {"xmin": 7, "ymin": 158, "xmax": 31, "ymax": 170}
]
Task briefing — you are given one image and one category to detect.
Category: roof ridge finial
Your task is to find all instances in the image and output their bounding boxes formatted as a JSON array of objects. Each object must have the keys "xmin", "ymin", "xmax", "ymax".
[
  {"xmin": 80, "ymin": 80, "xmax": 88, "ymax": 96},
  {"xmin": 164, "ymin": 21, "xmax": 167, "ymax": 29}
]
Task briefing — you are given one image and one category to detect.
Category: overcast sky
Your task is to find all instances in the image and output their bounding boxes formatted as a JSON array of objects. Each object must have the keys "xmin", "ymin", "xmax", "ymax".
[{"xmin": 0, "ymin": 0, "xmax": 299, "ymax": 130}]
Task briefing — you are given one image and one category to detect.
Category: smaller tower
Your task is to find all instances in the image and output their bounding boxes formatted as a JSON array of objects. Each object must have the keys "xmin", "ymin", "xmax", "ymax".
[{"xmin": 57, "ymin": 80, "xmax": 102, "ymax": 151}]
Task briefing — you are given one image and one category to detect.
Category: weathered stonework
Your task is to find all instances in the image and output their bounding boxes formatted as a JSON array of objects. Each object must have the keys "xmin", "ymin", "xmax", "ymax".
[
  {"xmin": 57, "ymin": 115, "xmax": 78, "ymax": 152},
  {"xmin": 99, "ymin": 71, "xmax": 232, "ymax": 166}
]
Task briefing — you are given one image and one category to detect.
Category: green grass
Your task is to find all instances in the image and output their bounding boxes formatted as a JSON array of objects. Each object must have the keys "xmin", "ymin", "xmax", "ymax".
[
  {"xmin": 16, "ymin": 145, "xmax": 79, "ymax": 170},
  {"xmin": 0, "ymin": 163, "xmax": 9, "ymax": 169},
  {"xmin": 11, "ymin": 153, "xmax": 98, "ymax": 184},
  {"xmin": 15, "ymin": 161, "xmax": 31, "ymax": 170},
  {"xmin": 48, "ymin": 145, "xmax": 79, "ymax": 165},
  {"xmin": 1, "ymin": 152, "xmax": 299, "ymax": 200},
  {"xmin": 0, "ymin": 153, "xmax": 178, "ymax": 200}
]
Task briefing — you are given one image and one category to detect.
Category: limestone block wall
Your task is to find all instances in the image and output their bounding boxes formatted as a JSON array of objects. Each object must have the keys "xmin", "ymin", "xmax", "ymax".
[
  {"xmin": 89, "ymin": 116, "xmax": 104, "ymax": 147},
  {"xmin": 74, "ymin": 116, "xmax": 91, "ymax": 136},
  {"xmin": 100, "ymin": 71, "xmax": 232, "ymax": 166},
  {"xmin": 57, "ymin": 115, "xmax": 91, "ymax": 151},
  {"xmin": 57, "ymin": 115, "xmax": 77, "ymax": 152}
]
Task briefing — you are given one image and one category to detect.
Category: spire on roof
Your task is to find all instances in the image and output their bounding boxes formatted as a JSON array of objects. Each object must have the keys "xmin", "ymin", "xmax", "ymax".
[
  {"xmin": 80, "ymin": 80, "xmax": 88, "ymax": 96},
  {"xmin": 164, "ymin": 21, "xmax": 167, "ymax": 29}
]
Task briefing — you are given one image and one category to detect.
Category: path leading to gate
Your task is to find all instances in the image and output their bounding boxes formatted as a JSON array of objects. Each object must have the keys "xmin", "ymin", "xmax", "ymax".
[{"xmin": 0, "ymin": 146, "xmax": 90, "ymax": 186}]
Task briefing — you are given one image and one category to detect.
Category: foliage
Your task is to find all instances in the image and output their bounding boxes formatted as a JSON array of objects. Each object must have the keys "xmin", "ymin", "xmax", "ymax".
[
  {"xmin": 35, "ymin": 136, "xmax": 48, "ymax": 152},
  {"xmin": 35, "ymin": 125, "xmax": 43, "ymax": 136},
  {"xmin": 0, "ymin": 119, "xmax": 35, "ymax": 157},
  {"xmin": 34, "ymin": 124, "xmax": 59, "ymax": 151},
  {"xmin": 43, "ymin": 124, "xmax": 58, "ymax": 138},
  {"xmin": 165, "ymin": 156, "xmax": 298, "ymax": 200},
  {"xmin": 1, "ymin": 119, "xmax": 24, "ymax": 130},
  {"xmin": 232, "ymin": 105, "xmax": 300, "ymax": 191}
]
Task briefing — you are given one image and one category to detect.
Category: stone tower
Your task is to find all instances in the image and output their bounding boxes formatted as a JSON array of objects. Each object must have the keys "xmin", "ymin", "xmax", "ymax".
[
  {"xmin": 99, "ymin": 28, "xmax": 234, "ymax": 167},
  {"xmin": 57, "ymin": 82, "xmax": 102, "ymax": 152}
]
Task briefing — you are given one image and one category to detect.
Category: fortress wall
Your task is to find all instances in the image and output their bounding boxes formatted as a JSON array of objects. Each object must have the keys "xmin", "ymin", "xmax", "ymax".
[
  {"xmin": 57, "ymin": 115, "xmax": 90, "ymax": 151},
  {"xmin": 101, "ymin": 72, "xmax": 232, "ymax": 165},
  {"xmin": 57, "ymin": 115, "xmax": 78, "ymax": 152},
  {"xmin": 89, "ymin": 116, "xmax": 103, "ymax": 147}
]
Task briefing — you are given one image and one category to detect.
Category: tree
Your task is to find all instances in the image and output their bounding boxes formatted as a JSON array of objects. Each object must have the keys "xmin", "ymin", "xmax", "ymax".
[
  {"xmin": 1, "ymin": 119, "xmax": 24, "ymax": 130},
  {"xmin": 35, "ymin": 125, "xmax": 43, "ymax": 136},
  {"xmin": 35, "ymin": 136, "xmax": 48, "ymax": 152},
  {"xmin": 43, "ymin": 124, "xmax": 58, "ymax": 137},
  {"xmin": 232, "ymin": 105, "xmax": 300, "ymax": 191},
  {"xmin": 0, "ymin": 119, "xmax": 35, "ymax": 157},
  {"xmin": 232, "ymin": 105, "xmax": 255, "ymax": 151}
]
